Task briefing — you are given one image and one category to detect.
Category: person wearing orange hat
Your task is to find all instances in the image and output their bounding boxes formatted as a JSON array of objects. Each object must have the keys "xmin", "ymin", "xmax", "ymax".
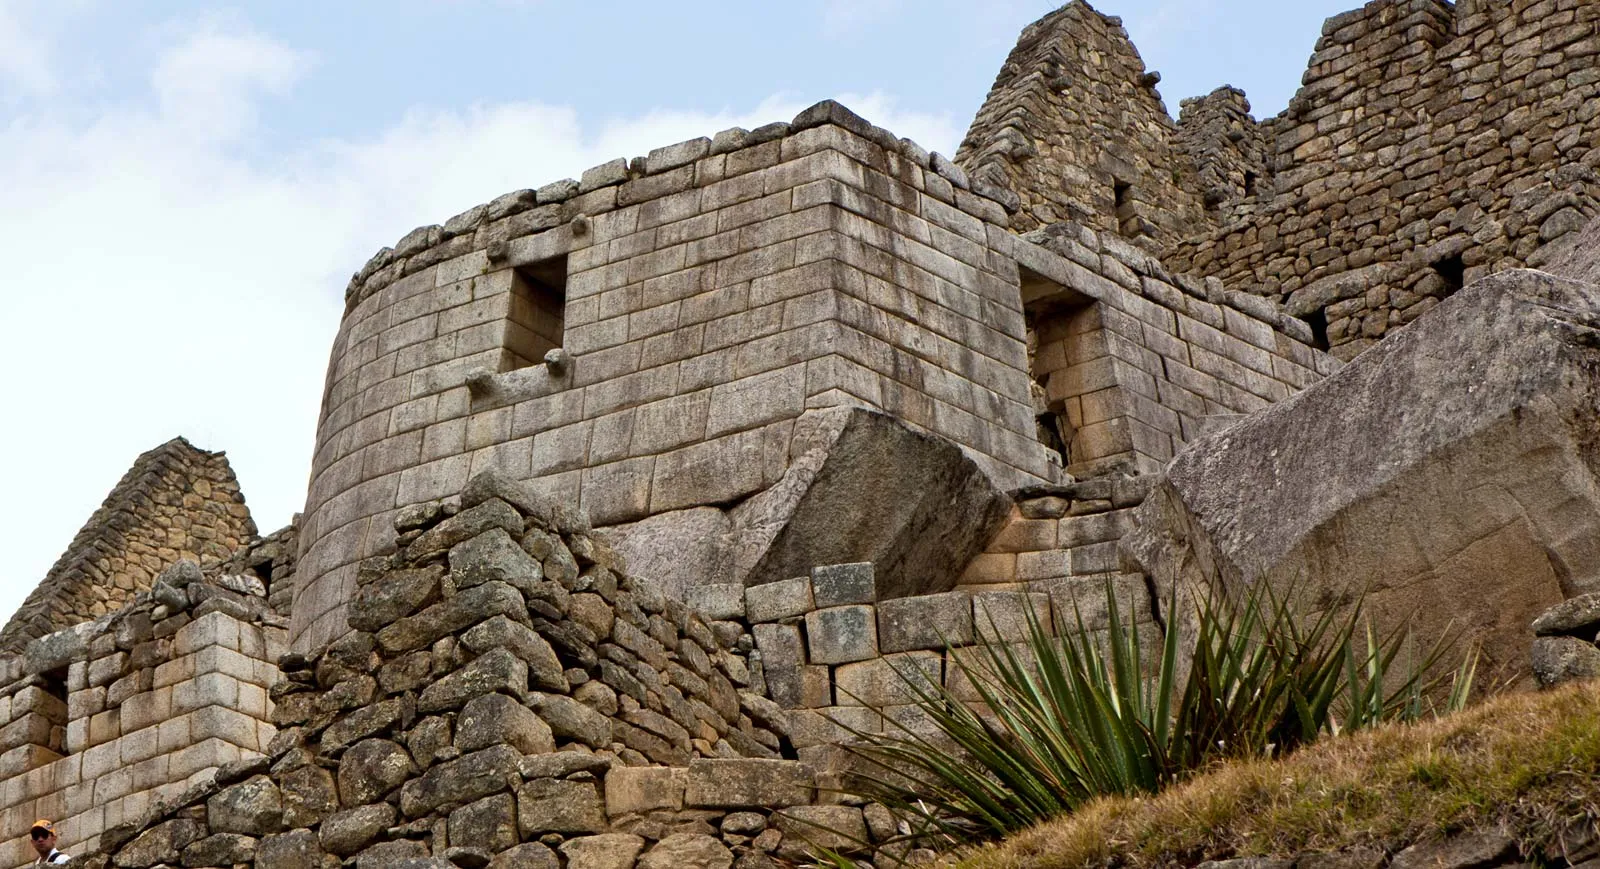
[{"xmin": 28, "ymin": 820, "xmax": 69, "ymax": 865}]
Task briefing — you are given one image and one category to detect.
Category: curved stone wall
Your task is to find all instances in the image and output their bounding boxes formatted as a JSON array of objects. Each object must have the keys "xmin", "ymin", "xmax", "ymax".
[{"xmin": 293, "ymin": 102, "xmax": 1067, "ymax": 652}]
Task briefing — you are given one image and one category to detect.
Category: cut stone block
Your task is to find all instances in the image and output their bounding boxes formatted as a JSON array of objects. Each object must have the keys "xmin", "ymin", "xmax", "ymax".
[
  {"xmin": 811, "ymin": 563, "xmax": 875, "ymax": 607},
  {"xmin": 834, "ymin": 652, "xmax": 943, "ymax": 707},
  {"xmin": 745, "ymin": 576, "xmax": 814, "ymax": 623},
  {"xmin": 805, "ymin": 605, "xmax": 878, "ymax": 665},
  {"xmin": 605, "ymin": 766, "xmax": 685, "ymax": 815},
  {"xmin": 731, "ymin": 407, "xmax": 1011, "ymax": 600},
  {"xmin": 684, "ymin": 758, "xmax": 814, "ymax": 808},
  {"xmin": 972, "ymin": 592, "xmax": 1052, "ymax": 643},
  {"xmin": 877, "ymin": 591, "xmax": 974, "ymax": 652}
]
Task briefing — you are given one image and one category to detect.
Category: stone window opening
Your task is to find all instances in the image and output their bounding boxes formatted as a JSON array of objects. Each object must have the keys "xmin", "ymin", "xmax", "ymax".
[
  {"xmin": 1432, "ymin": 254, "xmax": 1466, "ymax": 296},
  {"xmin": 1243, "ymin": 171, "xmax": 1259, "ymax": 197},
  {"xmin": 1113, "ymin": 178, "xmax": 1140, "ymax": 238},
  {"xmin": 504, "ymin": 255, "xmax": 568, "ymax": 371},
  {"xmin": 1303, "ymin": 308, "xmax": 1331, "ymax": 352},
  {"xmin": 39, "ymin": 666, "xmax": 68, "ymax": 755}
]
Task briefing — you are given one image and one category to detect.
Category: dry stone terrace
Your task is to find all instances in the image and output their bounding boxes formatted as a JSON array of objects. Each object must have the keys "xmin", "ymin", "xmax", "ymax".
[{"xmin": 9, "ymin": 0, "xmax": 1600, "ymax": 866}]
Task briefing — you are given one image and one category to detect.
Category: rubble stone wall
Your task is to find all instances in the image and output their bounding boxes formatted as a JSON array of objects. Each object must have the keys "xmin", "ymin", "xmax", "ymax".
[
  {"xmin": 954, "ymin": 1, "xmax": 1206, "ymax": 244},
  {"xmin": 72, "ymin": 471, "xmax": 1166, "ymax": 869},
  {"xmin": 0, "ymin": 438, "xmax": 256, "ymax": 652},
  {"xmin": 1159, "ymin": 0, "xmax": 1600, "ymax": 359}
]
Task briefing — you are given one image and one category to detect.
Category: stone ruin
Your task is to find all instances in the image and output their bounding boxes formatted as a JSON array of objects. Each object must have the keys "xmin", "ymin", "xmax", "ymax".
[{"xmin": 4, "ymin": 0, "xmax": 1600, "ymax": 865}]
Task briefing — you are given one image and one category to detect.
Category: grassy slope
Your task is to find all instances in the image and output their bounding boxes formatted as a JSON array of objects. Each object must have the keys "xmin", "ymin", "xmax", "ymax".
[{"xmin": 957, "ymin": 681, "xmax": 1600, "ymax": 869}]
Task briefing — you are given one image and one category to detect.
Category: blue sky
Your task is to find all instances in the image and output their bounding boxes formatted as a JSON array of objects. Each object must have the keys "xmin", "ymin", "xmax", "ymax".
[{"xmin": 0, "ymin": 0, "xmax": 1354, "ymax": 620}]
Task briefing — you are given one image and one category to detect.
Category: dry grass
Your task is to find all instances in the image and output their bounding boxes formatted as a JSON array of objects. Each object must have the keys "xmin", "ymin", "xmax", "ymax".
[{"xmin": 956, "ymin": 681, "xmax": 1600, "ymax": 869}]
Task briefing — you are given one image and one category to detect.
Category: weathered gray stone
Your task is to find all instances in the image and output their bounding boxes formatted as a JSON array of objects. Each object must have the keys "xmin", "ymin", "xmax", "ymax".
[
  {"xmin": 115, "ymin": 819, "xmax": 206, "ymax": 867},
  {"xmin": 490, "ymin": 842, "xmax": 561, "ymax": 869},
  {"xmin": 460, "ymin": 616, "xmax": 568, "ymax": 692},
  {"xmin": 182, "ymin": 833, "xmax": 258, "ymax": 866},
  {"xmin": 811, "ymin": 563, "xmax": 875, "ymax": 607},
  {"xmin": 805, "ymin": 605, "xmax": 879, "ymax": 664},
  {"xmin": 684, "ymin": 758, "xmax": 814, "ymax": 808},
  {"xmin": 1390, "ymin": 830, "xmax": 1517, "ymax": 869},
  {"xmin": 745, "ymin": 576, "xmax": 814, "ymax": 623},
  {"xmin": 444, "ymin": 846, "xmax": 494, "ymax": 869},
  {"xmin": 560, "ymin": 834, "xmax": 646, "ymax": 869},
  {"xmin": 637, "ymin": 833, "xmax": 733, "ymax": 869},
  {"xmin": 461, "ymin": 468, "xmax": 560, "ymax": 530},
  {"xmin": 1533, "ymin": 593, "xmax": 1600, "ymax": 636},
  {"xmin": 256, "ymin": 829, "xmax": 326, "ymax": 869},
  {"xmin": 348, "ymin": 566, "xmax": 444, "ymax": 632},
  {"xmin": 1127, "ymin": 269, "xmax": 1600, "ymax": 677},
  {"xmin": 320, "ymin": 803, "xmax": 395, "ymax": 856},
  {"xmin": 773, "ymin": 805, "xmax": 869, "ymax": 859},
  {"xmin": 877, "ymin": 591, "xmax": 974, "ymax": 652},
  {"xmin": 517, "ymin": 778, "xmax": 606, "ymax": 836},
  {"xmin": 731, "ymin": 407, "xmax": 1011, "ymax": 599},
  {"xmin": 418, "ymin": 647, "xmax": 529, "ymax": 712},
  {"xmin": 207, "ymin": 774, "xmax": 284, "ymax": 836},
  {"xmin": 400, "ymin": 744, "xmax": 522, "ymax": 818},
  {"xmin": 604, "ymin": 507, "xmax": 734, "ymax": 600},
  {"xmin": 320, "ymin": 697, "xmax": 410, "ymax": 752},
  {"xmin": 457, "ymin": 693, "xmax": 554, "ymax": 755},
  {"xmin": 279, "ymin": 763, "xmax": 339, "ymax": 828},
  {"xmin": 450, "ymin": 792, "xmax": 519, "ymax": 854},
  {"xmin": 686, "ymin": 583, "xmax": 746, "ymax": 620},
  {"xmin": 450, "ymin": 529, "xmax": 548, "ymax": 597},
  {"xmin": 835, "ymin": 651, "xmax": 943, "ymax": 707},
  {"xmin": 355, "ymin": 840, "xmax": 430, "ymax": 868},
  {"xmin": 408, "ymin": 498, "xmax": 524, "ymax": 560},
  {"xmin": 604, "ymin": 765, "xmax": 685, "ymax": 815},
  {"xmin": 530, "ymin": 692, "xmax": 612, "ymax": 747},
  {"xmin": 376, "ymin": 581, "xmax": 529, "ymax": 654},
  {"xmin": 519, "ymin": 750, "xmax": 611, "ymax": 779},
  {"xmin": 1531, "ymin": 636, "xmax": 1600, "ymax": 688},
  {"xmin": 338, "ymin": 738, "xmax": 416, "ymax": 805}
]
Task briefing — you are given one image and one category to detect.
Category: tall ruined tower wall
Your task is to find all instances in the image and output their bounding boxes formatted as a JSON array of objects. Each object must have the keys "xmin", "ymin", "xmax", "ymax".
[
  {"xmin": 962, "ymin": 0, "xmax": 1600, "ymax": 361},
  {"xmin": 0, "ymin": 439, "xmax": 256, "ymax": 652},
  {"xmin": 1164, "ymin": 0, "xmax": 1600, "ymax": 359},
  {"xmin": 955, "ymin": 3, "xmax": 1207, "ymax": 245}
]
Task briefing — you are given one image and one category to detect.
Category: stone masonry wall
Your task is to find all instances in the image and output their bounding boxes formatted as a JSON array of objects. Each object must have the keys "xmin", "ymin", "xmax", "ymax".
[
  {"xmin": 295, "ymin": 97, "xmax": 1338, "ymax": 654},
  {"xmin": 0, "ymin": 438, "xmax": 257, "ymax": 652},
  {"xmin": 70, "ymin": 470, "xmax": 1168, "ymax": 869},
  {"xmin": 1013, "ymin": 221, "xmax": 1336, "ymax": 478},
  {"xmin": 955, "ymin": 1, "xmax": 1207, "ymax": 245},
  {"xmin": 0, "ymin": 528, "xmax": 292, "ymax": 866},
  {"xmin": 1159, "ymin": 0, "xmax": 1600, "ymax": 359},
  {"xmin": 295, "ymin": 100, "xmax": 1066, "ymax": 654}
]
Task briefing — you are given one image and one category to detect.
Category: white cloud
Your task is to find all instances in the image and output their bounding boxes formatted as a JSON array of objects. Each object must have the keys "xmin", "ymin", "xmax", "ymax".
[
  {"xmin": 150, "ymin": 14, "xmax": 311, "ymax": 143},
  {"xmin": 0, "ymin": 12, "xmax": 962, "ymax": 622}
]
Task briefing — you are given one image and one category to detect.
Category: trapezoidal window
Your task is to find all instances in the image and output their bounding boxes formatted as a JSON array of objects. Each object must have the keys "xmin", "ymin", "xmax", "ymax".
[
  {"xmin": 1431, "ymin": 254, "xmax": 1466, "ymax": 297},
  {"xmin": 505, "ymin": 255, "xmax": 567, "ymax": 371}
]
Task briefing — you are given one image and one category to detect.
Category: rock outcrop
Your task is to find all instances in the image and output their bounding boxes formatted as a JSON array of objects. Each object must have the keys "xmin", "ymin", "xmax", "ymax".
[{"xmin": 1125, "ymin": 260, "xmax": 1600, "ymax": 677}]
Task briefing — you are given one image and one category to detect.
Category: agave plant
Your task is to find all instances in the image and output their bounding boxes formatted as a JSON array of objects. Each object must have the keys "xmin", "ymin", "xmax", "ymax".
[{"xmin": 842, "ymin": 577, "xmax": 1477, "ymax": 844}]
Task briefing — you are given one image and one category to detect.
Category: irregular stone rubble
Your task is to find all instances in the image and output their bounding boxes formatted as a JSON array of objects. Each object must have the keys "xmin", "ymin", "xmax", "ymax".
[{"xmin": 54, "ymin": 469, "xmax": 1164, "ymax": 868}]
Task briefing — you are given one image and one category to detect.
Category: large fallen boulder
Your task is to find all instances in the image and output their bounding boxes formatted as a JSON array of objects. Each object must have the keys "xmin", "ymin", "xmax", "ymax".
[
  {"xmin": 1124, "ymin": 264, "xmax": 1600, "ymax": 678},
  {"xmin": 604, "ymin": 407, "xmax": 1012, "ymax": 602}
]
